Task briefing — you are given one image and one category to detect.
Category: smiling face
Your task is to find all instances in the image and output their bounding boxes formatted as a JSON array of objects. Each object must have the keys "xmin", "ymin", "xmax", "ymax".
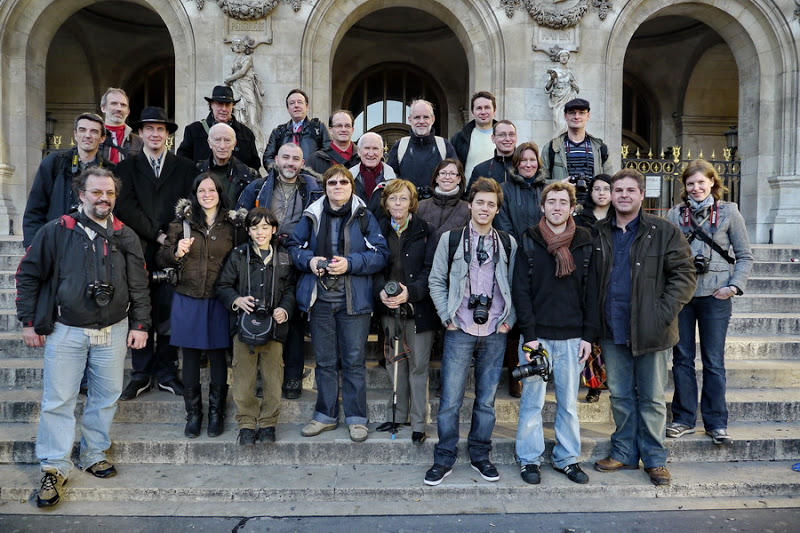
[
  {"xmin": 248, "ymin": 219, "xmax": 276, "ymax": 250},
  {"xmin": 408, "ymin": 102, "xmax": 434, "ymax": 137},
  {"xmin": 469, "ymin": 191, "xmax": 500, "ymax": 229},
  {"xmin": 286, "ymin": 92, "xmax": 308, "ymax": 122},
  {"xmin": 101, "ymin": 91, "xmax": 130, "ymax": 127},
  {"xmin": 436, "ymin": 163, "xmax": 461, "ymax": 193},
  {"xmin": 564, "ymin": 108, "xmax": 589, "ymax": 132},
  {"xmin": 516, "ymin": 148, "xmax": 539, "ymax": 179},
  {"xmin": 325, "ymin": 172, "xmax": 353, "ymax": 208},
  {"xmin": 684, "ymin": 172, "xmax": 713, "ymax": 203},
  {"xmin": 196, "ymin": 177, "xmax": 220, "ymax": 212},
  {"xmin": 140, "ymin": 123, "xmax": 168, "ymax": 153},
  {"xmin": 542, "ymin": 189, "xmax": 573, "ymax": 230},
  {"xmin": 591, "ymin": 181, "xmax": 611, "ymax": 208},
  {"xmin": 74, "ymin": 118, "xmax": 106, "ymax": 155},
  {"xmin": 276, "ymin": 143, "xmax": 304, "ymax": 181},
  {"xmin": 492, "ymin": 123, "xmax": 517, "ymax": 156},
  {"xmin": 329, "ymin": 112, "xmax": 354, "ymax": 145},
  {"xmin": 472, "ymin": 97, "xmax": 496, "ymax": 129},
  {"xmin": 79, "ymin": 175, "xmax": 117, "ymax": 223},
  {"xmin": 611, "ymin": 177, "xmax": 644, "ymax": 218},
  {"xmin": 357, "ymin": 134, "xmax": 384, "ymax": 169}
]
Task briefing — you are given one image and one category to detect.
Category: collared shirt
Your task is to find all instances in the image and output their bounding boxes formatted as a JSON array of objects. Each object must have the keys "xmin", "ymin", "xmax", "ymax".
[
  {"xmin": 604, "ymin": 214, "xmax": 640, "ymax": 345},
  {"xmin": 331, "ymin": 142, "xmax": 354, "ymax": 162},
  {"xmin": 455, "ymin": 222, "xmax": 505, "ymax": 337}
]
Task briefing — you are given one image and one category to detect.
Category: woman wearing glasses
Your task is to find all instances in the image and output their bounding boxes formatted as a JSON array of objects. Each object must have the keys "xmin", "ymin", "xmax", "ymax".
[
  {"xmin": 287, "ymin": 165, "xmax": 389, "ymax": 443},
  {"xmin": 417, "ymin": 158, "xmax": 471, "ymax": 242}
]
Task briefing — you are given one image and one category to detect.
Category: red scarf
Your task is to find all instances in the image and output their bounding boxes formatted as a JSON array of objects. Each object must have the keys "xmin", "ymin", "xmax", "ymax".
[
  {"xmin": 538, "ymin": 216, "xmax": 576, "ymax": 278},
  {"xmin": 105, "ymin": 124, "xmax": 126, "ymax": 163},
  {"xmin": 359, "ymin": 162, "xmax": 383, "ymax": 200}
]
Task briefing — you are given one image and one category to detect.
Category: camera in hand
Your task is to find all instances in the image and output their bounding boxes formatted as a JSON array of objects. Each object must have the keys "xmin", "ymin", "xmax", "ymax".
[
  {"xmin": 251, "ymin": 299, "xmax": 271, "ymax": 320},
  {"xmin": 468, "ymin": 293, "xmax": 492, "ymax": 325},
  {"xmin": 512, "ymin": 344, "xmax": 551, "ymax": 381},
  {"xmin": 694, "ymin": 254, "xmax": 710, "ymax": 275},
  {"xmin": 86, "ymin": 281, "xmax": 115, "ymax": 307},
  {"xmin": 384, "ymin": 280, "xmax": 402, "ymax": 298},
  {"xmin": 151, "ymin": 267, "xmax": 180, "ymax": 286},
  {"xmin": 316, "ymin": 259, "xmax": 331, "ymax": 271}
]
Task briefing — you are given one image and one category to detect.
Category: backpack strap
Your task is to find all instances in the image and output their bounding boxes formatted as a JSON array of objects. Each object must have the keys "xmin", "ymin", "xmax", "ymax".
[
  {"xmin": 397, "ymin": 137, "xmax": 410, "ymax": 164},
  {"xmin": 434, "ymin": 136, "xmax": 447, "ymax": 160},
  {"xmin": 547, "ymin": 142, "xmax": 556, "ymax": 176}
]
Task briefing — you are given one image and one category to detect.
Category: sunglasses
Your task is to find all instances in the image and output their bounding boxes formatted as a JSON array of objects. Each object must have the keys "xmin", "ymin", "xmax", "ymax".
[{"xmin": 327, "ymin": 179, "xmax": 350, "ymax": 186}]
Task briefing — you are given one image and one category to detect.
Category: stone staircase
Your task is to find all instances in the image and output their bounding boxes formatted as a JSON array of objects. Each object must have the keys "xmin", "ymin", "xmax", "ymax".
[{"xmin": 0, "ymin": 235, "xmax": 798, "ymax": 516}]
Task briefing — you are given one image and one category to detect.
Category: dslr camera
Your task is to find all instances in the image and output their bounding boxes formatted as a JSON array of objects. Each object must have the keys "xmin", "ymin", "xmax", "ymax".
[
  {"xmin": 468, "ymin": 293, "xmax": 492, "ymax": 325},
  {"xmin": 151, "ymin": 267, "xmax": 180, "ymax": 286},
  {"xmin": 694, "ymin": 254, "xmax": 710, "ymax": 275},
  {"xmin": 512, "ymin": 344, "xmax": 551, "ymax": 381},
  {"xmin": 384, "ymin": 280, "xmax": 402, "ymax": 298},
  {"xmin": 86, "ymin": 281, "xmax": 115, "ymax": 307},
  {"xmin": 251, "ymin": 299, "xmax": 271, "ymax": 320}
]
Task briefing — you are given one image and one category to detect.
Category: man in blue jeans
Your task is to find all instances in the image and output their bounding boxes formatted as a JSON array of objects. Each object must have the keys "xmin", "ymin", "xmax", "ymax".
[
  {"xmin": 511, "ymin": 182, "xmax": 597, "ymax": 485},
  {"xmin": 425, "ymin": 177, "xmax": 516, "ymax": 486},
  {"xmin": 590, "ymin": 169, "xmax": 695, "ymax": 486}
]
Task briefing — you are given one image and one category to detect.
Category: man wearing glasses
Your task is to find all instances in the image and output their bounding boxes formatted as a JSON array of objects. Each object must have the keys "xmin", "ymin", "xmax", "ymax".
[
  {"xmin": 540, "ymin": 98, "xmax": 612, "ymax": 185},
  {"xmin": 307, "ymin": 110, "xmax": 361, "ymax": 174},
  {"xmin": 466, "ymin": 119, "xmax": 518, "ymax": 191}
]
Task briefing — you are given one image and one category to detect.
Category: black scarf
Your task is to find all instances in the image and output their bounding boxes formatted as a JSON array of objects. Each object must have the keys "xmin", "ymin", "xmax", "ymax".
[{"xmin": 318, "ymin": 197, "xmax": 353, "ymax": 259}]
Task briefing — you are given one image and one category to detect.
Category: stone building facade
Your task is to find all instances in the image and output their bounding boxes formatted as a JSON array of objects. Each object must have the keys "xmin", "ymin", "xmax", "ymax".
[{"xmin": 0, "ymin": 0, "xmax": 798, "ymax": 242}]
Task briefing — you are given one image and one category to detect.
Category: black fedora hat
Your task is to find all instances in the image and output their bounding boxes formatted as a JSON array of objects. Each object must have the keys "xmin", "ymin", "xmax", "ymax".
[
  {"xmin": 131, "ymin": 107, "xmax": 178, "ymax": 134},
  {"xmin": 204, "ymin": 85, "xmax": 240, "ymax": 104}
]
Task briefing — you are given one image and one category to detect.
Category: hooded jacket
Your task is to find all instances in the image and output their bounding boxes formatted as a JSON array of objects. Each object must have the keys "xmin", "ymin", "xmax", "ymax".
[
  {"xmin": 494, "ymin": 168, "xmax": 547, "ymax": 241},
  {"xmin": 235, "ymin": 164, "xmax": 322, "ymax": 221}
]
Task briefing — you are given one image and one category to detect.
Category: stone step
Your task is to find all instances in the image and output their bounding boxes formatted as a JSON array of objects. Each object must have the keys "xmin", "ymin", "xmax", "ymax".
[
  {"xmin": 732, "ymin": 294, "xmax": 800, "ymax": 313},
  {"xmin": 3, "ymin": 357, "xmax": 799, "ymax": 390},
  {"xmin": 0, "ymin": 460, "xmax": 797, "ymax": 510},
  {"xmin": 0, "ymin": 237, "xmax": 24, "ymax": 255},
  {"xmin": 0, "ymin": 271, "xmax": 14, "ymax": 289},
  {"xmin": 2, "ymin": 386, "xmax": 798, "ymax": 425},
  {"xmin": 751, "ymin": 261, "xmax": 800, "ymax": 276},
  {"xmin": 0, "ymin": 255, "xmax": 23, "ymax": 270},
  {"xmin": 745, "ymin": 277, "xmax": 800, "ymax": 294},
  {"xmin": 727, "ymin": 314, "xmax": 800, "ymax": 335},
  {"xmin": 751, "ymin": 245, "xmax": 800, "ymax": 262},
  {"xmin": 0, "ymin": 420, "xmax": 797, "ymax": 466}
]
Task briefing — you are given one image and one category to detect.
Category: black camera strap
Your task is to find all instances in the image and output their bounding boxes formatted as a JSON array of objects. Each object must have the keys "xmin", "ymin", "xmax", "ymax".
[
  {"xmin": 683, "ymin": 206, "xmax": 735, "ymax": 265},
  {"xmin": 79, "ymin": 213, "xmax": 115, "ymax": 285},
  {"xmin": 463, "ymin": 227, "xmax": 499, "ymax": 302}
]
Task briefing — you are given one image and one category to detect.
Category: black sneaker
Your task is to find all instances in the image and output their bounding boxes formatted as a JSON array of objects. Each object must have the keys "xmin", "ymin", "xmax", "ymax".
[
  {"xmin": 283, "ymin": 379, "xmax": 302, "ymax": 400},
  {"xmin": 470, "ymin": 459, "xmax": 500, "ymax": 482},
  {"xmin": 36, "ymin": 470, "xmax": 66, "ymax": 508},
  {"xmin": 256, "ymin": 427, "xmax": 276, "ymax": 443},
  {"xmin": 554, "ymin": 463, "xmax": 589, "ymax": 484},
  {"xmin": 86, "ymin": 460, "xmax": 116, "ymax": 479},
  {"xmin": 520, "ymin": 464, "xmax": 541, "ymax": 485},
  {"xmin": 158, "ymin": 377, "xmax": 184, "ymax": 396},
  {"xmin": 238, "ymin": 428, "xmax": 256, "ymax": 445},
  {"xmin": 119, "ymin": 377, "xmax": 151, "ymax": 401},
  {"xmin": 424, "ymin": 463, "xmax": 452, "ymax": 486}
]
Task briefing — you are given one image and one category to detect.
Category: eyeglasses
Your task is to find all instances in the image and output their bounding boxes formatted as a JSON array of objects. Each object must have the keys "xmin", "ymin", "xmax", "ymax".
[
  {"xmin": 330, "ymin": 124, "xmax": 353, "ymax": 130},
  {"xmin": 327, "ymin": 179, "xmax": 350, "ymax": 186},
  {"xmin": 566, "ymin": 110, "xmax": 589, "ymax": 116},
  {"xmin": 438, "ymin": 171, "xmax": 459, "ymax": 178},
  {"xmin": 494, "ymin": 133, "xmax": 517, "ymax": 139},
  {"xmin": 84, "ymin": 189, "xmax": 116, "ymax": 199}
]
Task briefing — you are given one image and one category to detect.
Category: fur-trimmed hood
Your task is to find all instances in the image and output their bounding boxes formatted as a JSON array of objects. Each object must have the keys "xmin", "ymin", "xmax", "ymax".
[{"xmin": 173, "ymin": 197, "xmax": 247, "ymax": 226}]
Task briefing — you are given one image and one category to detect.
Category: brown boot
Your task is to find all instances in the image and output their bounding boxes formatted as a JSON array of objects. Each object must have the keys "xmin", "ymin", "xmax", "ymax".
[{"xmin": 645, "ymin": 466, "xmax": 671, "ymax": 486}]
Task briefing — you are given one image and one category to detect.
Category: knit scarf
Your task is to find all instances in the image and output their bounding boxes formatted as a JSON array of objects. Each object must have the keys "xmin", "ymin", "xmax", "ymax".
[
  {"xmin": 538, "ymin": 216, "xmax": 576, "ymax": 278},
  {"xmin": 318, "ymin": 197, "xmax": 352, "ymax": 260},
  {"xmin": 688, "ymin": 195, "xmax": 714, "ymax": 214},
  {"xmin": 105, "ymin": 124, "xmax": 126, "ymax": 163}
]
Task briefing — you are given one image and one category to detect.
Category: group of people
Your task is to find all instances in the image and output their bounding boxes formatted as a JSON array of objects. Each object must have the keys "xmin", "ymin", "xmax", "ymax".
[{"xmin": 17, "ymin": 86, "xmax": 751, "ymax": 509}]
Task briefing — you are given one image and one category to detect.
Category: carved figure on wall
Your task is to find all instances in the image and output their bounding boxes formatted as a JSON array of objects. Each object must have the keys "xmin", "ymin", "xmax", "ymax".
[
  {"xmin": 224, "ymin": 36, "xmax": 267, "ymax": 154},
  {"xmin": 545, "ymin": 48, "xmax": 580, "ymax": 135}
]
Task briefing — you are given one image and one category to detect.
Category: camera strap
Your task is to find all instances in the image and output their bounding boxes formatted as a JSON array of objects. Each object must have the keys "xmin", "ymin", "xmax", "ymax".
[
  {"xmin": 463, "ymin": 227, "xmax": 499, "ymax": 301},
  {"xmin": 246, "ymin": 245, "xmax": 276, "ymax": 309},
  {"xmin": 683, "ymin": 206, "xmax": 735, "ymax": 265},
  {"xmin": 79, "ymin": 213, "xmax": 115, "ymax": 285}
]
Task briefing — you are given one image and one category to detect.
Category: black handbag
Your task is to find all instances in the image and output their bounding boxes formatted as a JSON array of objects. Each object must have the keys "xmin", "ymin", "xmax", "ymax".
[{"xmin": 236, "ymin": 246, "xmax": 277, "ymax": 349}]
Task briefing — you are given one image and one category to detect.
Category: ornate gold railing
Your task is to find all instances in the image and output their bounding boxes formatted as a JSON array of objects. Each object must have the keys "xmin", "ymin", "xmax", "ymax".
[{"xmin": 621, "ymin": 146, "xmax": 741, "ymax": 214}]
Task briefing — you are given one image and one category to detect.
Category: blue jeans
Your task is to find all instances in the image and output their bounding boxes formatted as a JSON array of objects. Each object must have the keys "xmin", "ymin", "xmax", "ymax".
[
  {"xmin": 516, "ymin": 338, "xmax": 582, "ymax": 469},
  {"xmin": 309, "ymin": 301, "xmax": 370, "ymax": 425},
  {"xmin": 672, "ymin": 295, "xmax": 732, "ymax": 430},
  {"xmin": 37, "ymin": 320, "xmax": 128, "ymax": 478},
  {"xmin": 601, "ymin": 340, "xmax": 669, "ymax": 468},
  {"xmin": 434, "ymin": 329, "xmax": 507, "ymax": 468}
]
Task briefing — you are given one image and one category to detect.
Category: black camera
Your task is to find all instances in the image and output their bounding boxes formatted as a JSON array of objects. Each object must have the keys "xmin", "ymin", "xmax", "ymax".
[
  {"xmin": 417, "ymin": 186, "xmax": 433, "ymax": 200},
  {"xmin": 468, "ymin": 293, "xmax": 492, "ymax": 325},
  {"xmin": 512, "ymin": 345, "xmax": 551, "ymax": 381},
  {"xmin": 384, "ymin": 280, "xmax": 402, "ymax": 298},
  {"xmin": 694, "ymin": 254, "xmax": 710, "ymax": 275},
  {"xmin": 316, "ymin": 259, "xmax": 331, "ymax": 271},
  {"xmin": 569, "ymin": 174, "xmax": 594, "ymax": 204},
  {"xmin": 151, "ymin": 267, "xmax": 180, "ymax": 286},
  {"xmin": 252, "ymin": 299, "xmax": 271, "ymax": 320},
  {"xmin": 86, "ymin": 281, "xmax": 115, "ymax": 307}
]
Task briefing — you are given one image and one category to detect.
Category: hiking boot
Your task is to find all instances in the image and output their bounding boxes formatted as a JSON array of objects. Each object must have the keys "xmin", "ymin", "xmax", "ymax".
[
  {"xmin": 36, "ymin": 470, "xmax": 66, "ymax": 508},
  {"xmin": 238, "ymin": 428, "xmax": 256, "ymax": 445},
  {"xmin": 645, "ymin": 466, "xmax": 671, "ymax": 486},
  {"xmin": 256, "ymin": 427, "xmax": 276, "ymax": 443},
  {"xmin": 86, "ymin": 460, "xmax": 116, "ymax": 478},
  {"xmin": 594, "ymin": 456, "xmax": 639, "ymax": 472},
  {"xmin": 283, "ymin": 379, "xmax": 302, "ymax": 400}
]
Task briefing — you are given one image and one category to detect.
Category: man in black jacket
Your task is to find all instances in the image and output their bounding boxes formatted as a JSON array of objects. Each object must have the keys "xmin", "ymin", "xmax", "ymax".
[
  {"xmin": 466, "ymin": 120, "xmax": 517, "ymax": 192},
  {"xmin": 197, "ymin": 122, "xmax": 257, "ymax": 206},
  {"xmin": 23, "ymin": 113, "xmax": 113, "ymax": 248},
  {"xmin": 115, "ymin": 107, "xmax": 197, "ymax": 400},
  {"xmin": 450, "ymin": 91, "xmax": 497, "ymax": 181},
  {"xmin": 512, "ymin": 181, "xmax": 595, "ymax": 486},
  {"xmin": 98, "ymin": 87, "xmax": 142, "ymax": 164},
  {"xmin": 17, "ymin": 167, "xmax": 150, "ymax": 508},
  {"xmin": 306, "ymin": 110, "xmax": 360, "ymax": 174},
  {"xmin": 177, "ymin": 85, "xmax": 261, "ymax": 171},
  {"xmin": 262, "ymin": 88, "xmax": 330, "ymax": 166}
]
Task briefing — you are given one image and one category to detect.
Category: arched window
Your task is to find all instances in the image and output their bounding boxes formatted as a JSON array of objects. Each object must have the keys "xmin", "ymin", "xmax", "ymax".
[
  {"xmin": 127, "ymin": 61, "xmax": 176, "ymax": 123},
  {"xmin": 621, "ymin": 76, "xmax": 657, "ymax": 153},
  {"xmin": 344, "ymin": 63, "xmax": 448, "ymax": 147}
]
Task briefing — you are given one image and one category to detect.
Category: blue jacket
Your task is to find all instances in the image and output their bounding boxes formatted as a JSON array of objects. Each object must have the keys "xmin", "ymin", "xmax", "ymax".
[{"xmin": 288, "ymin": 195, "xmax": 389, "ymax": 315}]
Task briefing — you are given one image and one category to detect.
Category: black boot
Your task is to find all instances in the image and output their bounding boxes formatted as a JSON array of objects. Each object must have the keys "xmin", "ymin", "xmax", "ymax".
[
  {"xmin": 183, "ymin": 387, "xmax": 202, "ymax": 438},
  {"xmin": 207, "ymin": 384, "xmax": 228, "ymax": 437}
]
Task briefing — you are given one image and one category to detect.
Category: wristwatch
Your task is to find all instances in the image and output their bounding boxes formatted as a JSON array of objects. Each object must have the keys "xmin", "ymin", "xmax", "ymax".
[{"xmin": 729, "ymin": 285, "xmax": 741, "ymax": 296}]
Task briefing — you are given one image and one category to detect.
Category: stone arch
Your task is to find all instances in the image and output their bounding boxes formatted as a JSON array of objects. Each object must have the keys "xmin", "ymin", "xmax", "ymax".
[
  {"xmin": 0, "ymin": 0, "xmax": 195, "ymax": 234},
  {"xmin": 604, "ymin": 0, "xmax": 799, "ymax": 242},
  {"xmin": 300, "ymin": 0, "xmax": 505, "ymax": 119}
]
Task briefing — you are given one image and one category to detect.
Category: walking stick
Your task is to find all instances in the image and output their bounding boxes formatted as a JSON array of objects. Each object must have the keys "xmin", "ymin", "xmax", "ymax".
[{"xmin": 390, "ymin": 309, "xmax": 401, "ymax": 440}]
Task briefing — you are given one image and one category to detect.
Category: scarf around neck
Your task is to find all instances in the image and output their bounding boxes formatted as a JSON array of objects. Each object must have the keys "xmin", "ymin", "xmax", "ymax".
[
  {"xmin": 538, "ymin": 215, "xmax": 576, "ymax": 278},
  {"xmin": 318, "ymin": 197, "xmax": 353, "ymax": 260}
]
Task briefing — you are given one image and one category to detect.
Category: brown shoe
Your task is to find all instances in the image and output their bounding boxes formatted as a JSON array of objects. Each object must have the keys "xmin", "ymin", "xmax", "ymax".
[
  {"xmin": 594, "ymin": 456, "xmax": 639, "ymax": 472},
  {"xmin": 508, "ymin": 375, "xmax": 522, "ymax": 398},
  {"xmin": 645, "ymin": 466, "xmax": 671, "ymax": 486}
]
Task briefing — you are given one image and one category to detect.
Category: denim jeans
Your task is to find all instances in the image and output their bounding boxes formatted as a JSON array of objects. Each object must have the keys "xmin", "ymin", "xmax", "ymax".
[
  {"xmin": 434, "ymin": 329, "xmax": 507, "ymax": 468},
  {"xmin": 601, "ymin": 340, "xmax": 669, "ymax": 468},
  {"xmin": 37, "ymin": 320, "xmax": 128, "ymax": 478},
  {"xmin": 309, "ymin": 301, "xmax": 371, "ymax": 425},
  {"xmin": 671, "ymin": 295, "xmax": 732, "ymax": 430},
  {"xmin": 516, "ymin": 337, "xmax": 582, "ymax": 469}
]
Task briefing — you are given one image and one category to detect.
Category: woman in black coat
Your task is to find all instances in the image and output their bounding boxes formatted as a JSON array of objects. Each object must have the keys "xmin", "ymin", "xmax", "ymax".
[{"xmin": 374, "ymin": 179, "xmax": 438, "ymax": 444}]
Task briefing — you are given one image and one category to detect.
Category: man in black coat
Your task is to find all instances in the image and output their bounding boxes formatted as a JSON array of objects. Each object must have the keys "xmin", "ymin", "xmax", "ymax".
[
  {"xmin": 306, "ymin": 110, "xmax": 360, "ymax": 174},
  {"xmin": 177, "ymin": 85, "xmax": 261, "ymax": 171},
  {"xmin": 115, "ymin": 107, "xmax": 197, "ymax": 401}
]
